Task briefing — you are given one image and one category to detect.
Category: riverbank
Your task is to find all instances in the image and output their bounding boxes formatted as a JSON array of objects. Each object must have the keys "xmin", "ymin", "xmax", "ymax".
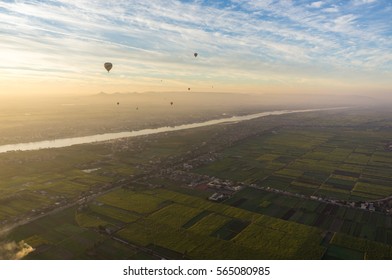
[{"xmin": 0, "ymin": 107, "xmax": 346, "ymax": 154}]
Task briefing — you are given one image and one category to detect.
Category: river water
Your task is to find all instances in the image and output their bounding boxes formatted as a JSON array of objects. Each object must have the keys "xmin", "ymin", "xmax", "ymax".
[{"xmin": 0, "ymin": 107, "xmax": 345, "ymax": 154}]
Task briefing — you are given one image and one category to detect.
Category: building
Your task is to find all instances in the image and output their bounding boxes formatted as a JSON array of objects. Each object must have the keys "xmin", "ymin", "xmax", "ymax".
[{"xmin": 208, "ymin": 193, "xmax": 226, "ymax": 202}]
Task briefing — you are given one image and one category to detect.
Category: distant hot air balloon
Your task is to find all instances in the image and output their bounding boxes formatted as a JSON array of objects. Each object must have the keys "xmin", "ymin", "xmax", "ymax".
[
  {"xmin": 194, "ymin": 53, "xmax": 198, "ymax": 58},
  {"xmin": 188, "ymin": 88, "xmax": 190, "ymax": 91},
  {"xmin": 170, "ymin": 102, "xmax": 173, "ymax": 106},
  {"xmin": 104, "ymin": 62, "xmax": 113, "ymax": 72},
  {"xmin": 117, "ymin": 102, "xmax": 119, "ymax": 105}
]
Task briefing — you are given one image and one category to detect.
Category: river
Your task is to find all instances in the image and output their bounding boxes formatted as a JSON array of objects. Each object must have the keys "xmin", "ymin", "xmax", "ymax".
[{"xmin": 0, "ymin": 107, "xmax": 345, "ymax": 154}]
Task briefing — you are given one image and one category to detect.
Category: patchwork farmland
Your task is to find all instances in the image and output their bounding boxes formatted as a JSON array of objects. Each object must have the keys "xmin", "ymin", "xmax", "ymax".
[
  {"xmin": 196, "ymin": 127, "xmax": 392, "ymax": 201},
  {"xmin": 2, "ymin": 108, "xmax": 392, "ymax": 259}
]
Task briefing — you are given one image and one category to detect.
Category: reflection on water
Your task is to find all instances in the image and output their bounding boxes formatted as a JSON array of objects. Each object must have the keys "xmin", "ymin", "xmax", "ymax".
[{"xmin": 0, "ymin": 107, "xmax": 345, "ymax": 154}]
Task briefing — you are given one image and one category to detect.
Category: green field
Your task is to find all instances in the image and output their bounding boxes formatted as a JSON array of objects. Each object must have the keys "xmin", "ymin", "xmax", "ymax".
[
  {"xmin": 7, "ymin": 186, "xmax": 327, "ymax": 259},
  {"xmin": 224, "ymin": 186, "xmax": 392, "ymax": 246},
  {"xmin": 195, "ymin": 122, "xmax": 392, "ymax": 201},
  {"xmin": 2, "ymin": 107, "xmax": 392, "ymax": 259},
  {"xmin": 7, "ymin": 182, "xmax": 392, "ymax": 260}
]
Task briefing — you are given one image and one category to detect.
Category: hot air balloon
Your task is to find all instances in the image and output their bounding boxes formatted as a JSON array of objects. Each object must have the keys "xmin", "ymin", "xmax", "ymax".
[
  {"xmin": 170, "ymin": 102, "xmax": 173, "ymax": 106},
  {"xmin": 188, "ymin": 87, "xmax": 190, "ymax": 91},
  {"xmin": 117, "ymin": 102, "xmax": 119, "ymax": 106},
  {"xmin": 194, "ymin": 53, "xmax": 198, "ymax": 58},
  {"xmin": 104, "ymin": 62, "xmax": 113, "ymax": 72}
]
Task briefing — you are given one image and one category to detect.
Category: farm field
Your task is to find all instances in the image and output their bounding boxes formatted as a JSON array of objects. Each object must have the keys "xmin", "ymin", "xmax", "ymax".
[
  {"xmin": 195, "ymin": 122, "xmax": 392, "ymax": 201},
  {"xmin": 6, "ymin": 182, "xmax": 392, "ymax": 260},
  {"xmin": 7, "ymin": 186, "xmax": 329, "ymax": 259},
  {"xmin": 2, "ymin": 107, "xmax": 392, "ymax": 259},
  {"xmin": 0, "ymin": 123, "xmax": 224, "ymax": 227},
  {"xmin": 225, "ymin": 187, "xmax": 392, "ymax": 245}
]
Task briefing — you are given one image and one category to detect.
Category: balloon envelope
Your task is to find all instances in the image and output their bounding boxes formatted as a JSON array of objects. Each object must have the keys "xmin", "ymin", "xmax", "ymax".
[
  {"xmin": 104, "ymin": 62, "xmax": 113, "ymax": 72},
  {"xmin": 194, "ymin": 53, "xmax": 198, "ymax": 57}
]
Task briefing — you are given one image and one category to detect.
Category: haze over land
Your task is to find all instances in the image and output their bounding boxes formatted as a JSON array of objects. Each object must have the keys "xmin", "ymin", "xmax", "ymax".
[{"xmin": 0, "ymin": 91, "xmax": 382, "ymax": 146}]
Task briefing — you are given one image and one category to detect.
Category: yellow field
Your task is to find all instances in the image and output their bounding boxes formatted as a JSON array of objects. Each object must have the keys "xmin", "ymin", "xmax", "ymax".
[
  {"xmin": 97, "ymin": 189, "xmax": 165, "ymax": 214},
  {"xmin": 189, "ymin": 213, "xmax": 231, "ymax": 235}
]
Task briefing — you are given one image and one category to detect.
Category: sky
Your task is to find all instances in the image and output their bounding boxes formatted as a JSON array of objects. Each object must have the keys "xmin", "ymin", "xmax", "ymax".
[{"xmin": 0, "ymin": 0, "xmax": 391, "ymax": 96}]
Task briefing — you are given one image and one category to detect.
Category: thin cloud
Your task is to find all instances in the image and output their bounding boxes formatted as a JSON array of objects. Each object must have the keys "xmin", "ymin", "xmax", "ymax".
[
  {"xmin": 323, "ymin": 7, "xmax": 339, "ymax": 13},
  {"xmin": 352, "ymin": 0, "xmax": 376, "ymax": 5},
  {"xmin": 309, "ymin": 1, "xmax": 324, "ymax": 8},
  {"xmin": 0, "ymin": 0, "xmax": 391, "ymax": 92}
]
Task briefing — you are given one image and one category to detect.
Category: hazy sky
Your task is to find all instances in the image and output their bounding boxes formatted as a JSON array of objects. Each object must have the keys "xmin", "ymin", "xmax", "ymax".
[{"xmin": 0, "ymin": 0, "xmax": 391, "ymax": 96}]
